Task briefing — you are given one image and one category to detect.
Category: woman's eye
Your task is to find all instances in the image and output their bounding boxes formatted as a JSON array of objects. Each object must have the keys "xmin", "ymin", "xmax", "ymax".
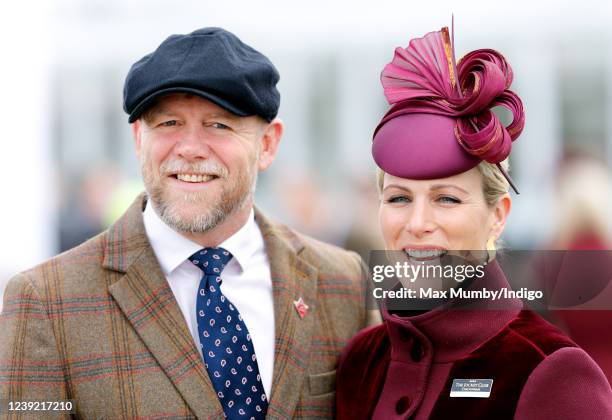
[
  {"xmin": 437, "ymin": 195, "xmax": 461, "ymax": 204},
  {"xmin": 386, "ymin": 195, "xmax": 411, "ymax": 204},
  {"xmin": 160, "ymin": 120, "xmax": 177, "ymax": 127}
]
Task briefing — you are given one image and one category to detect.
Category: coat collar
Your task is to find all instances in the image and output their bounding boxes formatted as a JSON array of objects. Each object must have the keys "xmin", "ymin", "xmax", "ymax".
[
  {"xmin": 382, "ymin": 260, "xmax": 523, "ymax": 363},
  {"xmin": 253, "ymin": 206, "xmax": 318, "ymax": 418},
  {"xmin": 104, "ymin": 193, "xmax": 317, "ymax": 418},
  {"xmin": 101, "ymin": 192, "xmax": 150, "ymax": 273}
]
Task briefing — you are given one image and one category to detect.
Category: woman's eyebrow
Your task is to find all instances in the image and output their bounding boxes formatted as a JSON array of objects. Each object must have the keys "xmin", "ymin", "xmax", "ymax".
[
  {"xmin": 382, "ymin": 184, "xmax": 411, "ymax": 193},
  {"xmin": 383, "ymin": 184, "xmax": 469, "ymax": 195},
  {"xmin": 430, "ymin": 184, "xmax": 469, "ymax": 194}
]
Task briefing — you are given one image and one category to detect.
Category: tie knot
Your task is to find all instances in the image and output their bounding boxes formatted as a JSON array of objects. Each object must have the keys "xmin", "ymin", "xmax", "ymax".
[{"xmin": 189, "ymin": 247, "xmax": 233, "ymax": 276}]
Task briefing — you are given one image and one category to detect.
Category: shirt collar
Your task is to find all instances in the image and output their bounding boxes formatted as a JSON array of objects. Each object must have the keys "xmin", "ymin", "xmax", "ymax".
[
  {"xmin": 218, "ymin": 208, "xmax": 262, "ymax": 274},
  {"xmin": 143, "ymin": 201, "xmax": 260, "ymax": 276}
]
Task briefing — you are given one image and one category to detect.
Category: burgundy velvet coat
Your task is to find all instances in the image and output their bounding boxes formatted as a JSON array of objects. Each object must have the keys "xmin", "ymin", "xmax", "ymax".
[{"xmin": 336, "ymin": 261, "xmax": 612, "ymax": 419}]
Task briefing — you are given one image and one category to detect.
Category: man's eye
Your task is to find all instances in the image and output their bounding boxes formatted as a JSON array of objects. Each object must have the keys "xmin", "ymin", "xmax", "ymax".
[
  {"xmin": 437, "ymin": 195, "xmax": 461, "ymax": 204},
  {"xmin": 160, "ymin": 120, "xmax": 177, "ymax": 127},
  {"xmin": 386, "ymin": 195, "xmax": 411, "ymax": 204},
  {"xmin": 212, "ymin": 122, "xmax": 230, "ymax": 130}
]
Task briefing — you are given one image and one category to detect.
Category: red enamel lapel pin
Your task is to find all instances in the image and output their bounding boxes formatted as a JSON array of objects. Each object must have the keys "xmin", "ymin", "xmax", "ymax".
[{"xmin": 293, "ymin": 297, "xmax": 309, "ymax": 319}]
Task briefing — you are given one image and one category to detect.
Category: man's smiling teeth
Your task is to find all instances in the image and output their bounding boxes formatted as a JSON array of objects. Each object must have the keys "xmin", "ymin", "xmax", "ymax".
[
  {"xmin": 405, "ymin": 249, "xmax": 446, "ymax": 259},
  {"xmin": 176, "ymin": 174, "xmax": 214, "ymax": 183}
]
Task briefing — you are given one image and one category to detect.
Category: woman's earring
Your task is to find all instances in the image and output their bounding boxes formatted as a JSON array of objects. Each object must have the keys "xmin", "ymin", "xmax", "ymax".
[
  {"xmin": 486, "ymin": 236, "xmax": 496, "ymax": 251},
  {"xmin": 486, "ymin": 236, "xmax": 497, "ymax": 263}
]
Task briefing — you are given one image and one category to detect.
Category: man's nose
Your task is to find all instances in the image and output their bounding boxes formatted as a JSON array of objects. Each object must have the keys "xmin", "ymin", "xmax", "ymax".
[{"xmin": 175, "ymin": 125, "xmax": 211, "ymax": 160}]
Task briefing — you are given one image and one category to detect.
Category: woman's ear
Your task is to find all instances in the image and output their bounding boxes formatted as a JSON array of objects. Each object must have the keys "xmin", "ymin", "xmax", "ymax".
[{"xmin": 489, "ymin": 194, "xmax": 511, "ymax": 241}]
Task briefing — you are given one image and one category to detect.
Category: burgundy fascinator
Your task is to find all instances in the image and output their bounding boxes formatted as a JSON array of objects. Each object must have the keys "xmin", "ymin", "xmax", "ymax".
[{"xmin": 372, "ymin": 25, "xmax": 525, "ymax": 193}]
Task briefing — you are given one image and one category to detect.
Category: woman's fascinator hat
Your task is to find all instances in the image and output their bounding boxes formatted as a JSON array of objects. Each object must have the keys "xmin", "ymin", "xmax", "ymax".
[{"xmin": 372, "ymin": 24, "xmax": 525, "ymax": 193}]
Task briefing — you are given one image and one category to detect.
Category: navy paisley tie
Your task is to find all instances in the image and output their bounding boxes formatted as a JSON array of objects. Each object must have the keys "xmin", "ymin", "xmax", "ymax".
[{"xmin": 189, "ymin": 247, "xmax": 268, "ymax": 419}]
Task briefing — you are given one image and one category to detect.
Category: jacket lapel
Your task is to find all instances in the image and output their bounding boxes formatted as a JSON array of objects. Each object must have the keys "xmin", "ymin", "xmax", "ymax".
[
  {"xmin": 104, "ymin": 193, "xmax": 223, "ymax": 418},
  {"xmin": 254, "ymin": 209, "xmax": 318, "ymax": 419}
]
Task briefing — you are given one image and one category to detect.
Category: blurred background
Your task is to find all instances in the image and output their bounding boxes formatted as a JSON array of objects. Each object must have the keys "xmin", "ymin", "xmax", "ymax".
[{"xmin": 1, "ymin": 0, "xmax": 612, "ymax": 302}]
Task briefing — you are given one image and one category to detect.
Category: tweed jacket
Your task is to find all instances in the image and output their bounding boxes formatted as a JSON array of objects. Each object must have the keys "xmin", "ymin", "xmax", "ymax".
[{"xmin": 0, "ymin": 194, "xmax": 367, "ymax": 419}]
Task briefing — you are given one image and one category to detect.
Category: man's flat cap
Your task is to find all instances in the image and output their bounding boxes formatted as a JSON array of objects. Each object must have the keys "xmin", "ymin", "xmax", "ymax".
[{"xmin": 123, "ymin": 27, "xmax": 280, "ymax": 123}]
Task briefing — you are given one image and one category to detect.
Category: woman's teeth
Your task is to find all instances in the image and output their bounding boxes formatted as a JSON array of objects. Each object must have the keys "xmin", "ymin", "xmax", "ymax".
[{"xmin": 405, "ymin": 249, "xmax": 446, "ymax": 259}]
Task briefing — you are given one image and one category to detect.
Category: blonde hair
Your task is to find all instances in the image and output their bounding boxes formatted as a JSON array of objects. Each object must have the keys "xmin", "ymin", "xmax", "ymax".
[
  {"xmin": 376, "ymin": 159, "xmax": 510, "ymax": 207},
  {"xmin": 476, "ymin": 160, "xmax": 510, "ymax": 206}
]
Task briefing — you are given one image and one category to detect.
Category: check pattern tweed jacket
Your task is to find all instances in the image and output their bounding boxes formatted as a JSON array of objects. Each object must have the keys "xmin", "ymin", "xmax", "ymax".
[{"xmin": 0, "ymin": 194, "xmax": 368, "ymax": 419}]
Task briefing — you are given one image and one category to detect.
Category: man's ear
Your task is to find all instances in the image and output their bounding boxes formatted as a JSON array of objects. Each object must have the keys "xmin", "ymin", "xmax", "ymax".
[
  {"xmin": 490, "ymin": 194, "xmax": 511, "ymax": 241},
  {"xmin": 257, "ymin": 118, "xmax": 283, "ymax": 171},
  {"xmin": 132, "ymin": 120, "xmax": 142, "ymax": 160}
]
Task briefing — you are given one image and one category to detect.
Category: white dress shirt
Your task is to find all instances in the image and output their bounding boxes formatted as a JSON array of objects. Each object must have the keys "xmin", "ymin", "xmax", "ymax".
[{"xmin": 142, "ymin": 202, "xmax": 275, "ymax": 397}]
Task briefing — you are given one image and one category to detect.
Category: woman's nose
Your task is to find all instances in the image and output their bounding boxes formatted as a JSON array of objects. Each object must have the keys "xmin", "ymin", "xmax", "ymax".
[{"xmin": 404, "ymin": 200, "xmax": 435, "ymax": 238}]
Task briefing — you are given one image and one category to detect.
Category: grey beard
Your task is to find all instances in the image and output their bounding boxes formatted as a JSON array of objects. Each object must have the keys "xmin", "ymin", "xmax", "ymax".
[
  {"xmin": 146, "ymin": 169, "xmax": 258, "ymax": 234},
  {"xmin": 157, "ymin": 196, "xmax": 227, "ymax": 233}
]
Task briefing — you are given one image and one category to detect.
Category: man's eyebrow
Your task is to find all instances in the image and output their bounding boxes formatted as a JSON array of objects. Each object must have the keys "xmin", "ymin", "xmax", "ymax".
[
  {"xmin": 208, "ymin": 111, "xmax": 239, "ymax": 120},
  {"xmin": 147, "ymin": 107, "xmax": 172, "ymax": 118},
  {"xmin": 149, "ymin": 109, "xmax": 239, "ymax": 120}
]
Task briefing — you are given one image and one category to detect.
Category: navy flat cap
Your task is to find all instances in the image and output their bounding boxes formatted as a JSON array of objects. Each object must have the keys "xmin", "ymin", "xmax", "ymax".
[{"xmin": 123, "ymin": 27, "xmax": 280, "ymax": 123}]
